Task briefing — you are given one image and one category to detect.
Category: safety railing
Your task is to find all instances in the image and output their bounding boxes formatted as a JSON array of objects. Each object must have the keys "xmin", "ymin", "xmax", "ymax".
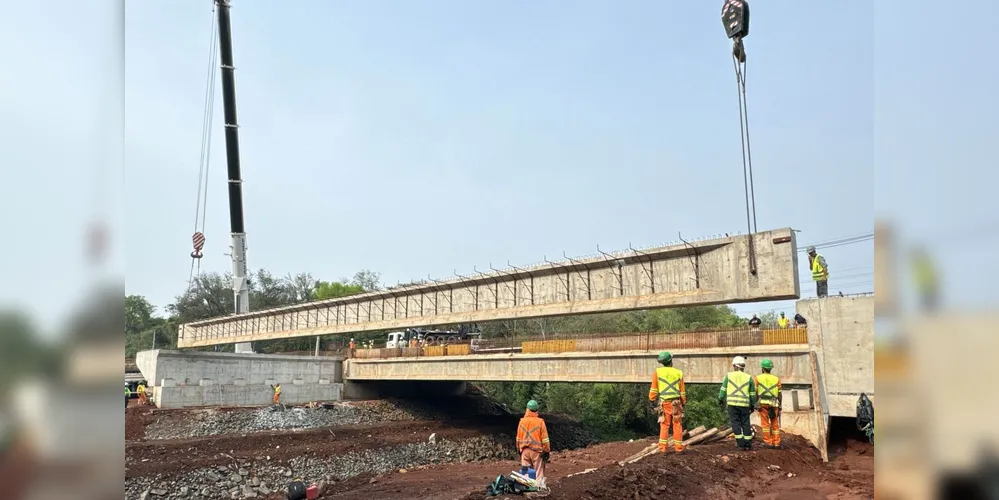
[{"xmin": 345, "ymin": 325, "xmax": 809, "ymax": 360}]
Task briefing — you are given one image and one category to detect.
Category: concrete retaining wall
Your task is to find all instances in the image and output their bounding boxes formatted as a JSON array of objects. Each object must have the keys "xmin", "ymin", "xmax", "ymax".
[
  {"xmin": 135, "ymin": 349, "xmax": 344, "ymax": 408},
  {"xmin": 153, "ymin": 382, "xmax": 344, "ymax": 409},
  {"xmin": 798, "ymin": 295, "xmax": 874, "ymax": 417}
]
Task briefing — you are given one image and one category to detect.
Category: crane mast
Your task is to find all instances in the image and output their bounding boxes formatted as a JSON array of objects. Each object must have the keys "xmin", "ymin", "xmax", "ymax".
[{"xmin": 215, "ymin": 0, "xmax": 253, "ymax": 353}]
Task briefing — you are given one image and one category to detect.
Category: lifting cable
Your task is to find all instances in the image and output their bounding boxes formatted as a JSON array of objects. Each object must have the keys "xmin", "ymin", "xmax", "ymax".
[
  {"xmin": 721, "ymin": 0, "xmax": 758, "ymax": 273},
  {"xmin": 732, "ymin": 48, "xmax": 757, "ymax": 236},
  {"xmin": 188, "ymin": 5, "xmax": 220, "ymax": 292}
]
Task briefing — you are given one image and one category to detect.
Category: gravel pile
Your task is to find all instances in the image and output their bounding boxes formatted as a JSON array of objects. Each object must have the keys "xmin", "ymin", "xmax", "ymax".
[
  {"xmin": 125, "ymin": 435, "xmax": 515, "ymax": 499},
  {"xmin": 144, "ymin": 401, "xmax": 419, "ymax": 441}
]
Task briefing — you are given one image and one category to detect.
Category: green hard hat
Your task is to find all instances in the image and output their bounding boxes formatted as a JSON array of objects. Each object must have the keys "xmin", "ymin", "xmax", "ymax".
[
  {"xmin": 761, "ymin": 359, "xmax": 774, "ymax": 370},
  {"xmin": 657, "ymin": 351, "xmax": 673, "ymax": 363},
  {"xmin": 526, "ymin": 400, "xmax": 540, "ymax": 411}
]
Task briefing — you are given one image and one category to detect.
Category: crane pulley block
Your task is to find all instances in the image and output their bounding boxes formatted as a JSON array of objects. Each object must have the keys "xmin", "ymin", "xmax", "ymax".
[{"xmin": 721, "ymin": 0, "xmax": 750, "ymax": 40}]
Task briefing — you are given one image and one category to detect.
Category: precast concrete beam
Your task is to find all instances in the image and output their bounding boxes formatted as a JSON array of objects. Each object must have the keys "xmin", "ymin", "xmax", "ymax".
[
  {"xmin": 178, "ymin": 228, "xmax": 800, "ymax": 348},
  {"xmin": 343, "ymin": 345, "xmax": 813, "ymax": 384}
]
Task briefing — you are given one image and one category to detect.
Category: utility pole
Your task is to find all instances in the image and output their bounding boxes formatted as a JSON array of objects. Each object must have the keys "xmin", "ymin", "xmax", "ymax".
[{"xmin": 215, "ymin": 0, "xmax": 253, "ymax": 353}]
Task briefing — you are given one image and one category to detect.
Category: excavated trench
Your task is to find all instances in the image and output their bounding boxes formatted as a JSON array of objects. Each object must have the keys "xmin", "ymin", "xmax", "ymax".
[{"xmin": 124, "ymin": 394, "xmax": 597, "ymax": 500}]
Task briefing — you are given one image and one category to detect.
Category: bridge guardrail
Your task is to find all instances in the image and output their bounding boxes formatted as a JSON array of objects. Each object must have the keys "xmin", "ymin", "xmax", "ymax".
[{"xmin": 346, "ymin": 326, "xmax": 809, "ymax": 360}]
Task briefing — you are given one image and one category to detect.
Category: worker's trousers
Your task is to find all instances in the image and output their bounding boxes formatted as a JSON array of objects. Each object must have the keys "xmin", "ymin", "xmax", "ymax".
[
  {"xmin": 658, "ymin": 399, "xmax": 684, "ymax": 452},
  {"xmin": 758, "ymin": 404, "xmax": 781, "ymax": 447},
  {"xmin": 138, "ymin": 393, "xmax": 147, "ymax": 406},
  {"xmin": 727, "ymin": 405, "xmax": 753, "ymax": 449},
  {"xmin": 519, "ymin": 448, "xmax": 546, "ymax": 484},
  {"xmin": 273, "ymin": 393, "xmax": 280, "ymax": 405},
  {"xmin": 816, "ymin": 280, "xmax": 828, "ymax": 298}
]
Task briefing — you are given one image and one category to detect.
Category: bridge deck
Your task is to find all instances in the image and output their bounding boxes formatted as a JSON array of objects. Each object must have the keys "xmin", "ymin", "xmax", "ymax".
[{"xmin": 344, "ymin": 344, "xmax": 813, "ymax": 384}]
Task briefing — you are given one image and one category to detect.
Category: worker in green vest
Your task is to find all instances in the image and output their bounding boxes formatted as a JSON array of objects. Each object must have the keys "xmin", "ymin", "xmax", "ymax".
[
  {"xmin": 807, "ymin": 246, "xmax": 829, "ymax": 298},
  {"xmin": 755, "ymin": 359, "xmax": 783, "ymax": 448},
  {"xmin": 718, "ymin": 356, "xmax": 757, "ymax": 450},
  {"xmin": 125, "ymin": 383, "xmax": 132, "ymax": 409}
]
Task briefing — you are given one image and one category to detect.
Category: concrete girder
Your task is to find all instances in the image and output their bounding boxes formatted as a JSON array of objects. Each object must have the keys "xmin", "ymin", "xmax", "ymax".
[
  {"xmin": 343, "ymin": 345, "xmax": 814, "ymax": 385},
  {"xmin": 177, "ymin": 228, "xmax": 800, "ymax": 348}
]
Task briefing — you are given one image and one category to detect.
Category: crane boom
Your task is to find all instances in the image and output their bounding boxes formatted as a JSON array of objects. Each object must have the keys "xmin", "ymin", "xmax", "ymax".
[{"xmin": 214, "ymin": 0, "xmax": 253, "ymax": 353}]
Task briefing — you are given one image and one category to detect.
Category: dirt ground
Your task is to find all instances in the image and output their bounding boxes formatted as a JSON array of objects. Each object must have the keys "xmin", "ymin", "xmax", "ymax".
[
  {"xmin": 321, "ymin": 434, "xmax": 872, "ymax": 500},
  {"xmin": 322, "ymin": 440, "xmax": 652, "ymax": 500},
  {"xmin": 126, "ymin": 402, "xmax": 873, "ymax": 500}
]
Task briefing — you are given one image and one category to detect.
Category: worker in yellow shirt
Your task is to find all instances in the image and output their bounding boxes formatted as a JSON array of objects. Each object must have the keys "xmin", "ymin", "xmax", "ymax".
[
  {"xmin": 807, "ymin": 246, "xmax": 829, "ymax": 298},
  {"xmin": 777, "ymin": 312, "xmax": 789, "ymax": 329},
  {"xmin": 648, "ymin": 351, "xmax": 686, "ymax": 453},
  {"xmin": 136, "ymin": 382, "xmax": 147, "ymax": 406},
  {"xmin": 755, "ymin": 359, "xmax": 783, "ymax": 448},
  {"xmin": 271, "ymin": 383, "xmax": 282, "ymax": 405}
]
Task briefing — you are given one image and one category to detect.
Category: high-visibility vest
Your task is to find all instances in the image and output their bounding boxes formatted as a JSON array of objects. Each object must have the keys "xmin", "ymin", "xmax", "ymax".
[
  {"xmin": 913, "ymin": 258, "xmax": 936, "ymax": 290},
  {"xmin": 725, "ymin": 371, "xmax": 753, "ymax": 407},
  {"xmin": 755, "ymin": 373, "xmax": 781, "ymax": 406},
  {"xmin": 655, "ymin": 366, "xmax": 684, "ymax": 401},
  {"xmin": 517, "ymin": 413, "xmax": 550, "ymax": 452},
  {"xmin": 274, "ymin": 385, "xmax": 282, "ymax": 395},
  {"xmin": 126, "ymin": 387, "xmax": 131, "ymax": 396},
  {"xmin": 811, "ymin": 254, "xmax": 827, "ymax": 281},
  {"xmin": 137, "ymin": 385, "xmax": 145, "ymax": 394},
  {"xmin": 777, "ymin": 316, "xmax": 789, "ymax": 328}
]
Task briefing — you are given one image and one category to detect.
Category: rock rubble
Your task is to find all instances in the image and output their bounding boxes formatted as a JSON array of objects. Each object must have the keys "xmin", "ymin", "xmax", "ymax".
[{"xmin": 125, "ymin": 435, "xmax": 514, "ymax": 499}]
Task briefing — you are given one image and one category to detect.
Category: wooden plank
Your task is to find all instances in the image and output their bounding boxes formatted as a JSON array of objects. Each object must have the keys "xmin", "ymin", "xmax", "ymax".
[{"xmin": 682, "ymin": 427, "xmax": 719, "ymax": 447}]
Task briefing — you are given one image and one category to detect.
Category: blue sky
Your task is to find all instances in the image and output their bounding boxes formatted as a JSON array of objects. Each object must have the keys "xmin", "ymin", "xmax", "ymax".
[
  {"xmin": 15, "ymin": 1, "xmax": 998, "ymax": 332},
  {"xmin": 121, "ymin": 1, "xmax": 875, "ymax": 319}
]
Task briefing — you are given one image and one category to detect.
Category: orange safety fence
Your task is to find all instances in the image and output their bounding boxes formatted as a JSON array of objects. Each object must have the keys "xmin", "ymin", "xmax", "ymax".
[
  {"xmin": 446, "ymin": 344, "xmax": 471, "ymax": 356},
  {"xmin": 762, "ymin": 328, "xmax": 808, "ymax": 345},
  {"xmin": 423, "ymin": 345, "xmax": 446, "ymax": 357},
  {"xmin": 521, "ymin": 340, "xmax": 577, "ymax": 354}
]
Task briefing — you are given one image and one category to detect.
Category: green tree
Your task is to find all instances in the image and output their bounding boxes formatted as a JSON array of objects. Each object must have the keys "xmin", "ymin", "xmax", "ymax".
[
  {"xmin": 313, "ymin": 281, "xmax": 365, "ymax": 300},
  {"xmin": 350, "ymin": 270, "xmax": 382, "ymax": 292}
]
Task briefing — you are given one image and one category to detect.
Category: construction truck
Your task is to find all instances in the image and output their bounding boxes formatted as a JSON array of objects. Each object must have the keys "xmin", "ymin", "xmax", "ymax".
[{"xmin": 385, "ymin": 325, "xmax": 483, "ymax": 349}]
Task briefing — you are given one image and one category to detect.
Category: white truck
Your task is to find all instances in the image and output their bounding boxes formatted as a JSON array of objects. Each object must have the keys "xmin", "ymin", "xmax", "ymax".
[{"xmin": 385, "ymin": 327, "xmax": 483, "ymax": 350}]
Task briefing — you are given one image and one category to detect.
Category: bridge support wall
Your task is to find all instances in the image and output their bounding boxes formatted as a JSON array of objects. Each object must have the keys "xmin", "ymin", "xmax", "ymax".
[{"xmin": 135, "ymin": 349, "xmax": 344, "ymax": 408}]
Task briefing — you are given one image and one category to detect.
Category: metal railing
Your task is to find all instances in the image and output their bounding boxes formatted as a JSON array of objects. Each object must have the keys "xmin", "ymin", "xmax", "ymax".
[{"xmin": 346, "ymin": 325, "xmax": 809, "ymax": 360}]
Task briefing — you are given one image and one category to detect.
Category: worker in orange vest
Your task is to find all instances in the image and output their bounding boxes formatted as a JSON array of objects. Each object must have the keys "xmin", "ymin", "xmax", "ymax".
[
  {"xmin": 648, "ymin": 351, "xmax": 686, "ymax": 453},
  {"xmin": 348, "ymin": 338, "xmax": 356, "ymax": 358},
  {"xmin": 755, "ymin": 359, "xmax": 783, "ymax": 448},
  {"xmin": 517, "ymin": 400, "xmax": 551, "ymax": 487}
]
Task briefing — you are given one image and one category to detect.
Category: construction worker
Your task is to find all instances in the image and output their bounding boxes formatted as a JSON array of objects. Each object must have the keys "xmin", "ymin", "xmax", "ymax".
[
  {"xmin": 648, "ymin": 351, "xmax": 686, "ymax": 453},
  {"xmin": 136, "ymin": 381, "xmax": 147, "ymax": 406},
  {"xmin": 807, "ymin": 246, "xmax": 829, "ymax": 298},
  {"xmin": 516, "ymin": 400, "xmax": 551, "ymax": 487},
  {"xmin": 777, "ymin": 312, "xmax": 789, "ymax": 329},
  {"xmin": 755, "ymin": 359, "xmax": 783, "ymax": 448},
  {"xmin": 793, "ymin": 313, "xmax": 807, "ymax": 328},
  {"xmin": 125, "ymin": 383, "xmax": 131, "ymax": 409},
  {"xmin": 718, "ymin": 356, "xmax": 756, "ymax": 450},
  {"xmin": 349, "ymin": 338, "xmax": 356, "ymax": 358},
  {"xmin": 748, "ymin": 314, "xmax": 762, "ymax": 331},
  {"xmin": 271, "ymin": 383, "xmax": 282, "ymax": 405},
  {"xmin": 911, "ymin": 247, "xmax": 939, "ymax": 312}
]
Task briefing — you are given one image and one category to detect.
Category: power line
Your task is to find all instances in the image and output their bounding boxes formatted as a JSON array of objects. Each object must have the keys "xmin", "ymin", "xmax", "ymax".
[{"xmin": 798, "ymin": 232, "xmax": 873, "ymax": 252}]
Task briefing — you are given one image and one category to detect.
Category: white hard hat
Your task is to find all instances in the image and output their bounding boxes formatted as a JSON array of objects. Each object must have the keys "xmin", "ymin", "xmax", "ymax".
[{"xmin": 732, "ymin": 356, "xmax": 747, "ymax": 366}]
